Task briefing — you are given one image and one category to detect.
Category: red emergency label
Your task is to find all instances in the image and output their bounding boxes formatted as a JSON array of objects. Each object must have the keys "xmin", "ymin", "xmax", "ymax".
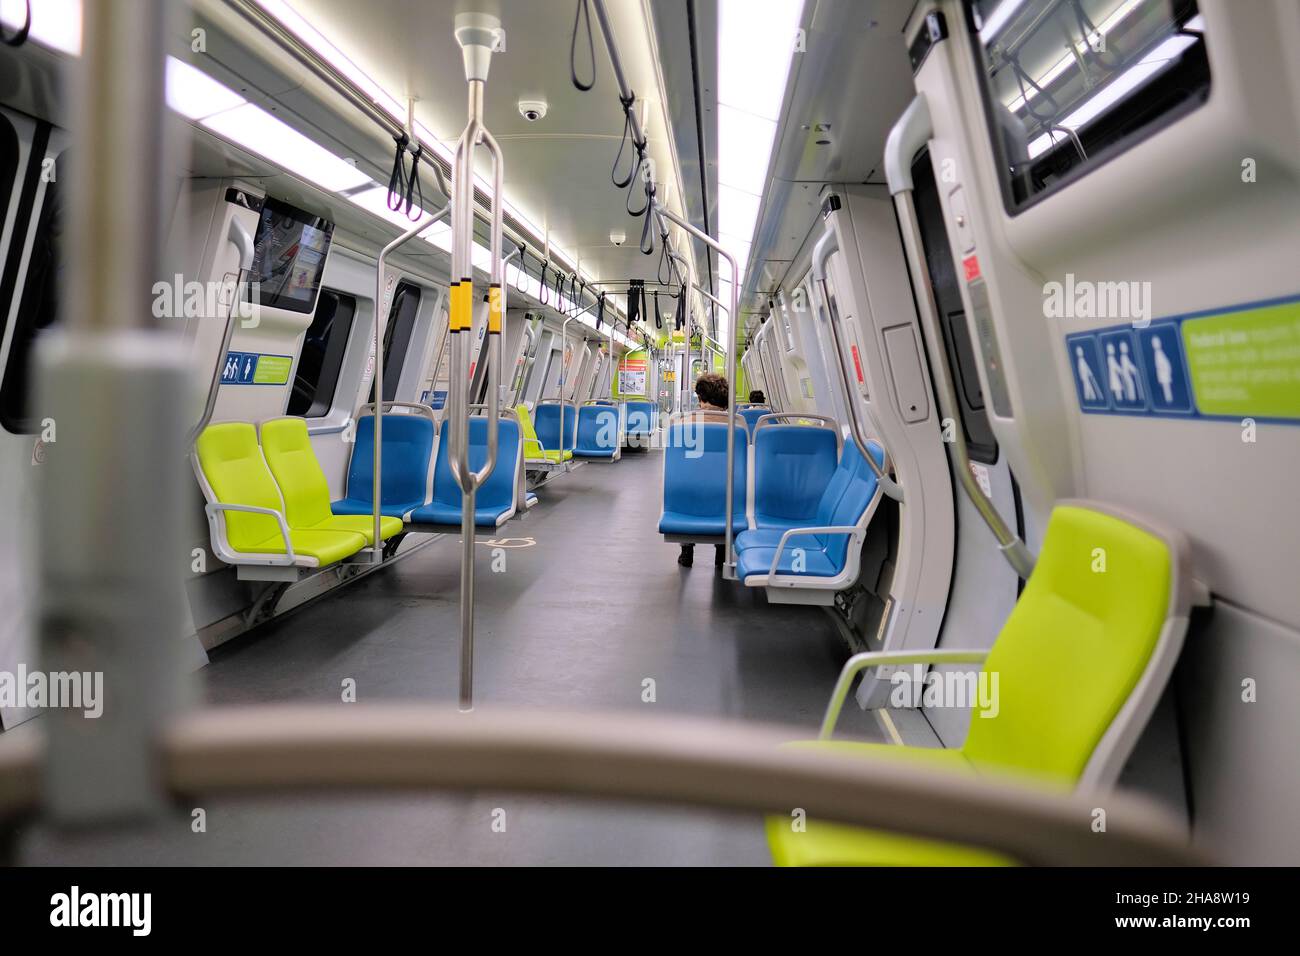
[
  {"xmin": 962, "ymin": 255, "xmax": 981, "ymax": 282},
  {"xmin": 850, "ymin": 344, "xmax": 865, "ymax": 384}
]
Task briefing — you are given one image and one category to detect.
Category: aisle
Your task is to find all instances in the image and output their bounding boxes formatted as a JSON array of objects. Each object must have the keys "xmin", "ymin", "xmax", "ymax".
[{"xmin": 18, "ymin": 449, "xmax": 883, "ymax": 865}]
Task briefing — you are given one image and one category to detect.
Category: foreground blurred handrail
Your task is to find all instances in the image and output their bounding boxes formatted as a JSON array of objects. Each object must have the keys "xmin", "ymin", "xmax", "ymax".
[{"xmin": 0, "ymin": 706, "xmax": 1206, "ymax": 866}]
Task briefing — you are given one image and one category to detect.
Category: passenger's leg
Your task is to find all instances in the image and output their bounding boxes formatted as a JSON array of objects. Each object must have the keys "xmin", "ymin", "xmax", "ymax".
[
  {"xmin": 678, "ymin": 544, "xmax": 694, "ymax": 567},
  {"xmin": 714, "ymin": 544, "xmax": 726, "ymax": 567}
]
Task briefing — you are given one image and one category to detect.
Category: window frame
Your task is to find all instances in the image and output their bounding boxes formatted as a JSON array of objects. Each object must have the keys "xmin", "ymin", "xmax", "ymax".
[
  {"xmin": 381, "ymin": 279, "xmax": 421, "ymax": 403},
  {"xmin": 0, "ymin": 129, "xmax": 61, "ymax": 436},
  {"xmin": 287, "ymin": 286, "xmax": 357, "ymax": 420},
  {"xmin": 963, "ymin": 0, "xmax": 1211, "ymax": 217}
]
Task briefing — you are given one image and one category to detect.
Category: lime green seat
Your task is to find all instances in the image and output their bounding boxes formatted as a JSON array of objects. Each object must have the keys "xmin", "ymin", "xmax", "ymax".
[
  {"xmin": 766, "ymin": 740, "xmax": 1013, "ymax": 866},
  {"xmin": 259, "ymin": 417, "xmax": 403, "ymax": 546},
  {"xmin": 193, "ymin": 422, "xmax": 368, "ymax": 568},
  {"xmin": 516, "ymin": 403, "xmax": 572, "ymax": 463},
  {"xmin": 768, "ymin": 502, "xmax": 1188, "ymax": 866}
]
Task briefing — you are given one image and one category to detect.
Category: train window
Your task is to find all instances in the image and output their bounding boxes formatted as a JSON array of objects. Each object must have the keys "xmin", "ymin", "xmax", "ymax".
[
  {"xmin": 286, "ymin": 288, "xmax": 356, "ymax": 419},
  {"xmin": 0, "ymin": 146, "xmax": 64, "ymax": 435},
  {"xmin": 381, "ymin": 280, "xmax": 420, "ymax": 402},
  {"xmin": 0, "ymin": 113, "xmax": 22, "ymax": 426},
  {"xmin": 967, "ymin": 0, "xmax": 1210, "ymax": 213}
]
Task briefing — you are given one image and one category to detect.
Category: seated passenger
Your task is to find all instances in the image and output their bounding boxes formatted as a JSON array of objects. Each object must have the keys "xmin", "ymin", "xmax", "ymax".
[
  {"xmin": 748, "ymin": 389, "xmax": 766, "ymax": 404},
  {"xmin": 678, "ymin": 372, "xmax": 731, "ymax": 569}
]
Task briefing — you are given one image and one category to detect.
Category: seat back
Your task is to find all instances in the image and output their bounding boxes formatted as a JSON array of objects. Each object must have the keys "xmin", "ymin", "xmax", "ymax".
[
  {"xmin": 432, "ymin": 417, "xmax": 522, "ymax": 512},
  {"xmin": 961, "ymin": 505, "xmax": 1174, "ymax": 783},
  {"xmin": 576, "ymin": 403, "xmax": 620, "ymax": 453},
  {"xmin": 345, "ymin": 413, "xmax": 435, "ymax": 507},
  {"xmin": 813, "ymin": 439, "xmax": 885, "ymax": 567},
  {"xmin": 194, "ymin": 422, "xmax": 285, "ymax": 549},
  {"xmin": 739, "ymin": 406, "xmax": 771, "ymax": 433},
  {"xmin": 260, "ymin": 417, "xmax": 335, "ymax": 529},
  {"xmin": 624, "ymin": 400, "xmax": 657, "ymax": 436},
  {"xmin": 533, "ymin": 402, "xmax": 576, "ymax": 452},
  {"xmin": 662, "ymin": 421, "xmax": 747, "ymax": 519},
  {"xmin": 751, "ymin": 425, "xmax": 839, "ymax": 529},
  {"xmin": 515, "ymin": 403, "xmax": 545, "ymax": 458}
]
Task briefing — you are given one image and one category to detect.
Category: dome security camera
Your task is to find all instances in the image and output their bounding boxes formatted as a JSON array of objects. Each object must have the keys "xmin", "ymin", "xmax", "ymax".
[
  {"xmin": 518, "ymin": 99, "xmax": 548, "ymax": 122},
  {"xmin": 610, "ymin": 229, "xmax": 627, "ymax": 247}
]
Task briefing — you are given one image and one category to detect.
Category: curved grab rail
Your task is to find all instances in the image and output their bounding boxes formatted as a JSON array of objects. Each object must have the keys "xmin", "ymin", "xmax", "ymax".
[
  {"xmin": 0, "ymin": 705, "xmax": 1207, "ymax": 866},
  {"xmin": 884, "ymin": 93, "xmax": 1034, "ymax": 579},
  {"xmin": 810, "ymin": 230, "xmax": 904, "ymax": 502},
  {"xmin": 188, "ymin": 217, "xmax": 255, "ymax": 445}
]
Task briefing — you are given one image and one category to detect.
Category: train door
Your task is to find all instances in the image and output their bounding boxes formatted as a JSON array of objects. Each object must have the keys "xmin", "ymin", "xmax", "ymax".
[{"xmin": 815, "ymin": 187, "xmax": 957, "ymax": 711}]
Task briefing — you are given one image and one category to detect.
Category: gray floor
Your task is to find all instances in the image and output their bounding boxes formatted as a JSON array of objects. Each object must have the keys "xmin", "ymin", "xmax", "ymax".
[{"xmin": 17, "ymin": 448, "xmax": 883, "ymax": 865}]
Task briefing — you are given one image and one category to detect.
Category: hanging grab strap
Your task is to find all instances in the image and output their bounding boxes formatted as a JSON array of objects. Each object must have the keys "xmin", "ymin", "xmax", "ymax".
[
  {"xmin": 570, "ymin": 0, "xmax": 596, "ymax": 91},
  {"xmin": 388, "ymin": 133, "xmax": 409, "ymax": 213},
  {"xmin": 403, "ymin": 144, "xmax": 424, "ymax": 220}
]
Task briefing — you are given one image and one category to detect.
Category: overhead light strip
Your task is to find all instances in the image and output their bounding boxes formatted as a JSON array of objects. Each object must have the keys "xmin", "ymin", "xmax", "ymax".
[{"xmin": 715, "ymin": 0, "xmax": 803, "ymax": 342}]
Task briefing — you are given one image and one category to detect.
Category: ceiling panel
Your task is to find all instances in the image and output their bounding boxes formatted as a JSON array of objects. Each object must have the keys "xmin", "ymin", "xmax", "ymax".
[{"xmin": 284, "ymin": 0, "xmax": 703, "ymax": 292}]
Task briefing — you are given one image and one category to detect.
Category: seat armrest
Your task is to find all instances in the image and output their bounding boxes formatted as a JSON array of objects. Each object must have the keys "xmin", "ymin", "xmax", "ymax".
[
  {"xmin": 768, "ymin": 525, "xmax": 863, "ymax": 576},
  {"xmin": 820, "ymin": 649, "xmax": 990, "ymax": 740},
  {"xmin": 204, "ymin": 502, "xmax": 296, "ymax": 564}
]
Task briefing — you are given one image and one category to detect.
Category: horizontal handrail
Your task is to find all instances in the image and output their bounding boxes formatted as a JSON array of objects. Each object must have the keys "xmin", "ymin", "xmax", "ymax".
[
  {"xmin": 819, "ymin": 648, "xmax": 991, "ymax": 740},
  {"xmin": 468, "ymin": 403, "xmax": 518, "ymax": 422},
  {"xmin": 766, "ymin": 524, "xmax": 863, "ymax": 579},
  {"xmin": 204, "ymin": 503, "xmax": 297, "ymax": 566},
  {"xmin": 0, "ymin": 705, "xmax": 1206, "ymax": 865}
]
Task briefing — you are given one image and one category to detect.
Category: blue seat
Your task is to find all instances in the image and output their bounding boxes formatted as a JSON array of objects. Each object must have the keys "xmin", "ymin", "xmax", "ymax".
[
  {"xmin": 747, "ymin": 424, "xmax": 839, "ymax": 533},
  {"xmin": 332, "ymin": 413, "xmax": 434, "ymax": 519},
  {"xmin": 408, "ymin": 417, "xmax": 522, "ymax": 529},
  {"xmin": 532, "ymin": 402, "xmax": 576, "ymax": 454},
  {"xmin": 735, "ymin": 439, "xmax": 885, "ymax": 584},
  {"xmin": 624, "ymin": 400, "xmax": 657, "ymax": 439},
  {"xmin": 574, "ymin": 404, "xmax": 621, "ymax": 458},
  {"xmin": 738, "ymin": 406, "xmax": 771, "ymax": 433},
  {"xmin": 658, "ymin": 421, "xmax": 748, "ymax": 539}
]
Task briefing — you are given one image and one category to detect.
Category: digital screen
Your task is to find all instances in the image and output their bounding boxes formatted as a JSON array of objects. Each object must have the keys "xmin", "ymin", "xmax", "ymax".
[{"xmin": 249, "ymin": 197, "xmax": 335, "ymax": 314}]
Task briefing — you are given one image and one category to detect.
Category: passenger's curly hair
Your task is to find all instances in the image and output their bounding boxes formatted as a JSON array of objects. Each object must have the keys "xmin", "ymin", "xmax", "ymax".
[{"xmin": 695, "ymin": 372, "xmax": 729, "ymax": 408}]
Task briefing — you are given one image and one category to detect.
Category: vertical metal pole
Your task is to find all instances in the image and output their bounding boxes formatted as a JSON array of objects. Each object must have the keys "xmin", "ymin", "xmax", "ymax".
[
  {"xmin": 451, "ymin": 12, "xmax": 505, "ymax": 711},
  {"xmin": 560, "ymin": 315, "xmax": 576, "ymax": 449},
  {"xmin": 668, "ymin": 250, "xmax": 693, "ymax": 413},
  {"xmin": 654, "ymin": 204, "xmax": 740, "ymax": 578},
  {"xmin": 38, "ymin": 0, "xmax": 192, "ymax": 820}
]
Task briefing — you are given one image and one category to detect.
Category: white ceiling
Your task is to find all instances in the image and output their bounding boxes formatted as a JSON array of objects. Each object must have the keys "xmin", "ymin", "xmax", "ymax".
[
  {"xmin": 739, "ymin": 0, "xmax": 920, "ymax": 333},
  {"xmin": 283, "ymin": 0, "xmax": 701, "ymax": 293}
]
